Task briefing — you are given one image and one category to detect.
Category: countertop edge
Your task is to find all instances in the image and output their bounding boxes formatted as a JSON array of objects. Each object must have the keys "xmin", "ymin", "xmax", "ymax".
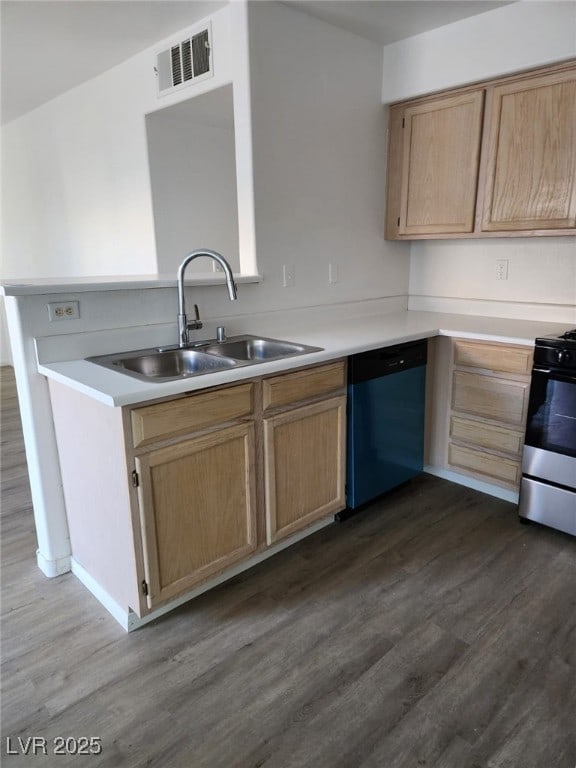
[
  {"xmin": 37, "ymin": 310, "xmax": 568, "ymax": 408},
  {"xmin": 1, "ymin": 273, "xmax": 263, "ymax": 296}
]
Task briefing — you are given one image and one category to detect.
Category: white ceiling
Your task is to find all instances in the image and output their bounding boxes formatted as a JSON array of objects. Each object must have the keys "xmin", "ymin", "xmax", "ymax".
[
  {"xmin": 1, "ymin": 0, "xmax": 513, "ymax": 125},
  {"xmin": 287, "ymin": 1, "xmax": 513, "ymax": 47},
  {"xmin": 0, "ymin": 1, "xmax": 228, "ymax": 124}
]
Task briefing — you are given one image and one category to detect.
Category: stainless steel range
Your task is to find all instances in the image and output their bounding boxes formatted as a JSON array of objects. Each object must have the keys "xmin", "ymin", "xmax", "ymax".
[{"xmin": 519, "ymin": 329, "xmax": 576, "ymax": 536}]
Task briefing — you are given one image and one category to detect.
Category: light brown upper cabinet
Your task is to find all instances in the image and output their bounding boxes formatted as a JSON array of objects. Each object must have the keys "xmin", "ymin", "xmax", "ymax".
[
  {"xmin": 393, "ymin": 91, "xmax": 484, "ymax": 236},
  {"xmin": 481, "ymin": 68, "xmax": 576, "ymax": 232},
  {"xmin": 386, "ymin": 60, "xmax": 576, "ymax": 240}
]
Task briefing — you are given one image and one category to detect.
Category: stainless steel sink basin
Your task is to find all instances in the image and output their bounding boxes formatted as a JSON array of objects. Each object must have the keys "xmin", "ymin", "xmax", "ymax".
[
  {"xmin": 87, "ymin": 347, "xmax": 240, "ymax": 383},
  {"xmin": 200, "ymin": 335, "xmax": 323, "ymax": 362},
  {"xmin": 87, "ymin": 335, "xmax": 323, "ymax": 382}
]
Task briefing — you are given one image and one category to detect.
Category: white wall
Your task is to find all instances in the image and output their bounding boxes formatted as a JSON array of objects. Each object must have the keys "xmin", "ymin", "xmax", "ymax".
[
  {"xmin": 409, "ymin": 238, "xmax": 576, "ymax": 322},
  {"xmin": 1, "ymin": 0, "xmax": 409, "ymax": 366},
  {"xmin": 382, "ymin": 1, "xmax": 576, "ymax": 103},
  {"xmin": 381, "ymin": 1, "xmax": 576, "ymax": 323},
  {"xmin": 0, "ymin": 304, "xmax": 11, "ymax": 363},
  {"xmin": 0, "ymin": 2, "xmax": 255, "ymax": 364},
  {"xmin": 247, "ymin": 1, "xmax": 409, "ymax": 313},
  {"xmin": 146, "ymin": 85, "xmax": 240, "ymax": 274},
  {"xmin": 0, "ymin": 4, "xmax": 245, "ymax": 280}
]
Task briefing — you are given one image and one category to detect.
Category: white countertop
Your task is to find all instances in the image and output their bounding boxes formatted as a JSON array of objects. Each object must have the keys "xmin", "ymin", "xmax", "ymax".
[{"xmin": 38, "ymin": 310, "xmax": 571, "ymax": 407}]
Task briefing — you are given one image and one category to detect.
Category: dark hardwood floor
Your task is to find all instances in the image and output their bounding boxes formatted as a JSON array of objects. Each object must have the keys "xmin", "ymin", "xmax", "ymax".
[{"xmin": 1, "ymin": 365, "xmax": 575, "ymax": 767}]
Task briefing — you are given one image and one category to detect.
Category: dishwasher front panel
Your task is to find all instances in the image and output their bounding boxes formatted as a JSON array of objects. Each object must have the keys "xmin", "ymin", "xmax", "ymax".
[{"xmin": 346, "ymin": 342, "xmax": 427, "ymax": 510}]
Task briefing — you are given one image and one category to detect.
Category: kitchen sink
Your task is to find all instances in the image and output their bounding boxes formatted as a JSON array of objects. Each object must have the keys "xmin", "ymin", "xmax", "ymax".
[
  {"xmin": 87, "ymin": 347, "xmax": 240, "ymax": 383},
  {"xmin": 200, "ymin": 335, "xmax": 322, "ymax": 362},
  {"xmin": 87, "ymin": 335, "xmax": 323, "ymax": 383}
]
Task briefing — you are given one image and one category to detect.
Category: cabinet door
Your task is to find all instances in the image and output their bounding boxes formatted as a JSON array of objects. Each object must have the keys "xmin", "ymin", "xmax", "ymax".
[
  {"xmin": 482, "ymin": 68, "xmax": 576, "ymax": 231},
  {"xmin": 396, "ymin": 91, "xmax": 484, "ymax": 235},
  {"xmin": 264, "ymin": 397, "xmax": 346, "ymax": 545},
  {"xmin": 135, "ymin": 423, "xmax": 256, "ymax": 608}
]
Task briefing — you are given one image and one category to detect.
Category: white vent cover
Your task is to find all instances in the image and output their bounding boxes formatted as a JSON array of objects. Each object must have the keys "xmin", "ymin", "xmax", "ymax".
[{"xmin": 156, "ymin": 24, "xmax": 213, "ymax": 96}]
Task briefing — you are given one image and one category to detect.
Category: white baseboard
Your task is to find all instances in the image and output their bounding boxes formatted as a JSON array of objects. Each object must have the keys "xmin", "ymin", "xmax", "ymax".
[
  {"xmin": 425, "ymin": 466, "xmax": 519, "ymax": 504},
  {"xmin": 36, "ymin": 549, "xmax": 71, "ymax": 578},
  {"xmin": 63, "ymin": 471, "xmax": 519, "ymax": 632},
  {"xmin": 125, "ymin": 515, "xmax": 335, "ymax": 632},
  {"xmin": 71, "ymin": 559, "xmax": 131, "ymax": 631},
  {"xmin": 71, "ymin": 515, "xmax": 335, "ymax": 632}
]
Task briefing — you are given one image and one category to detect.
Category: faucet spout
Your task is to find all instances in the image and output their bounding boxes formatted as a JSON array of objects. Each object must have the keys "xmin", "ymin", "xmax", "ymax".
[{"xmin": 177, "ymin": 249, "xmax": 237, "ymax": 348}]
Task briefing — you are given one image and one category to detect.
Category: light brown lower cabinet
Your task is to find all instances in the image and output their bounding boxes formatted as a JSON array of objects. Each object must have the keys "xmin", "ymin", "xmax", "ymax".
[
  {"xmin": 49, "ymin": 361, "xmax": 346, "ymax": 619},
  {"xmin": 448, "ymin": 443, "xmax": 521, "ymax": 487},
  {"xmin": 135, "ymin": 423, "xmax": 257, "ymax": 607},
  {"xmin": 264, "ymin": 397, "xmax": 346, "ymax": 544},
  {"xmin": 451, "ymin": 370, "xmax": 530, "ymax": 426},
  {"xmin": 450, "ymin": 415, "xmax": 524, "ymax": 457},
  {"xmin": 446, "ymin": 339, "xmax": 532, "ymax": 489}
]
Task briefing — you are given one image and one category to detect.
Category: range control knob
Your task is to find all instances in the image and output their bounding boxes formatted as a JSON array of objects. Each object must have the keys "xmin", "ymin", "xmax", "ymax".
[{"xmin": 555, "ymin": 348, "xmax": 571, "ymax": 364}]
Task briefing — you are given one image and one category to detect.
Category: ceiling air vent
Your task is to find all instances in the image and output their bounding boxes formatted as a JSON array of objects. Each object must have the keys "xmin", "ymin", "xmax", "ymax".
[{"xmin": 155, "ymin": 24, "xmax": 213, "ymax": 96}]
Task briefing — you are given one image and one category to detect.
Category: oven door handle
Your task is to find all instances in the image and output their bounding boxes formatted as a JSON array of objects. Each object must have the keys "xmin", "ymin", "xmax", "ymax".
[{"xmin": 532, "ymin": 367, "xmax": 576, "ymax": 384}]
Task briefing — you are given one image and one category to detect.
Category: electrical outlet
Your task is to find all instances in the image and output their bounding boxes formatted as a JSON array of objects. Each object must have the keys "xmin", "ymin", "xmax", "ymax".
[
  {"xmin": 329, "ymin": 263, "xmax": 339, "ymax": 285},
  {"xmin": 282, "ymin": 264, "xmax": 295, "ymax": 288},
  {"xmin": 496, "ymin": 259, "xmax": 509, "ymax": 280},
  {"xmin": 212, "ymin": 261, "xmax": 224, "ymax": 273},
  {"xmin": 47, "ymin": 301, "xmax": 80, "ymax": 321}
]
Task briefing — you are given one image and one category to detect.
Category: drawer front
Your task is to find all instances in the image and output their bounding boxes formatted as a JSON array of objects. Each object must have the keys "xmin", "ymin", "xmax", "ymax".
[
  {"xmin": 263, "ymin": 362, "xmax": 346, "ymax": 410},
  {"xmin": 131, "ymin": 383, "xmax": 254, "ymax": 448},
  {"xmin": 450, "ymin": 416, "xmax": 524, "ymax": 457},
  {"xmin": 448, "ymin": 443, "xmax": 521, "ymax": 487},
  {"xmin": 452, "ymin": 371, "xmax": 529, "ymax": 426},
  {"xmin": 454, "ymin": 340, "xmax": 533, "ymax": 375}
]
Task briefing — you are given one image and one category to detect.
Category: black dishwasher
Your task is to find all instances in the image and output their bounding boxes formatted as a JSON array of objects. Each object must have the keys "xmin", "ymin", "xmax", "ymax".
[{"xmin": 342, "ymin": 339, "xmax": 427, "ymax": 517}]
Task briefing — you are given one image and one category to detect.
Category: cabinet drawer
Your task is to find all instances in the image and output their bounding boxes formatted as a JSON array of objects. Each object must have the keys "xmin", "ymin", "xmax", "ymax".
[
  {"xmin": 131, "ymin": 383, "xmax": 254, "ymax": 447},
  {"xmin": 448, "ymin": 443, "xmax": 521, "ymax": 487},
  {"xmin": 450, "ymin": 416, "xmax": 524, "ymax": 457},
  {"xmin": 454, "ymin": 340, "xmax": 532, "ymax": 375},
  {"xmin": 263, "ymin": 362, "xmax": 346, "ymax": 410},
  {"xmin": 452, "ymin": 371, "xmax": 529, "ymax": 426}
]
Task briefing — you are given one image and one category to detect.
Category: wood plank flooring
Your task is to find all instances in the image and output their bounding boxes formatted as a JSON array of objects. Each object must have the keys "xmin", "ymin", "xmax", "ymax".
[{"xmin": 1, "ymin": 365, "xmax": 575, "ymax": 767}]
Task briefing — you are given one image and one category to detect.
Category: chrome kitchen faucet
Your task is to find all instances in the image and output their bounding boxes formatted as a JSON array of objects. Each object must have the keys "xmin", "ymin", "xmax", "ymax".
[{"xmin": 177, "ymin": 249, "xmax": 237, "ymax": 348}]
